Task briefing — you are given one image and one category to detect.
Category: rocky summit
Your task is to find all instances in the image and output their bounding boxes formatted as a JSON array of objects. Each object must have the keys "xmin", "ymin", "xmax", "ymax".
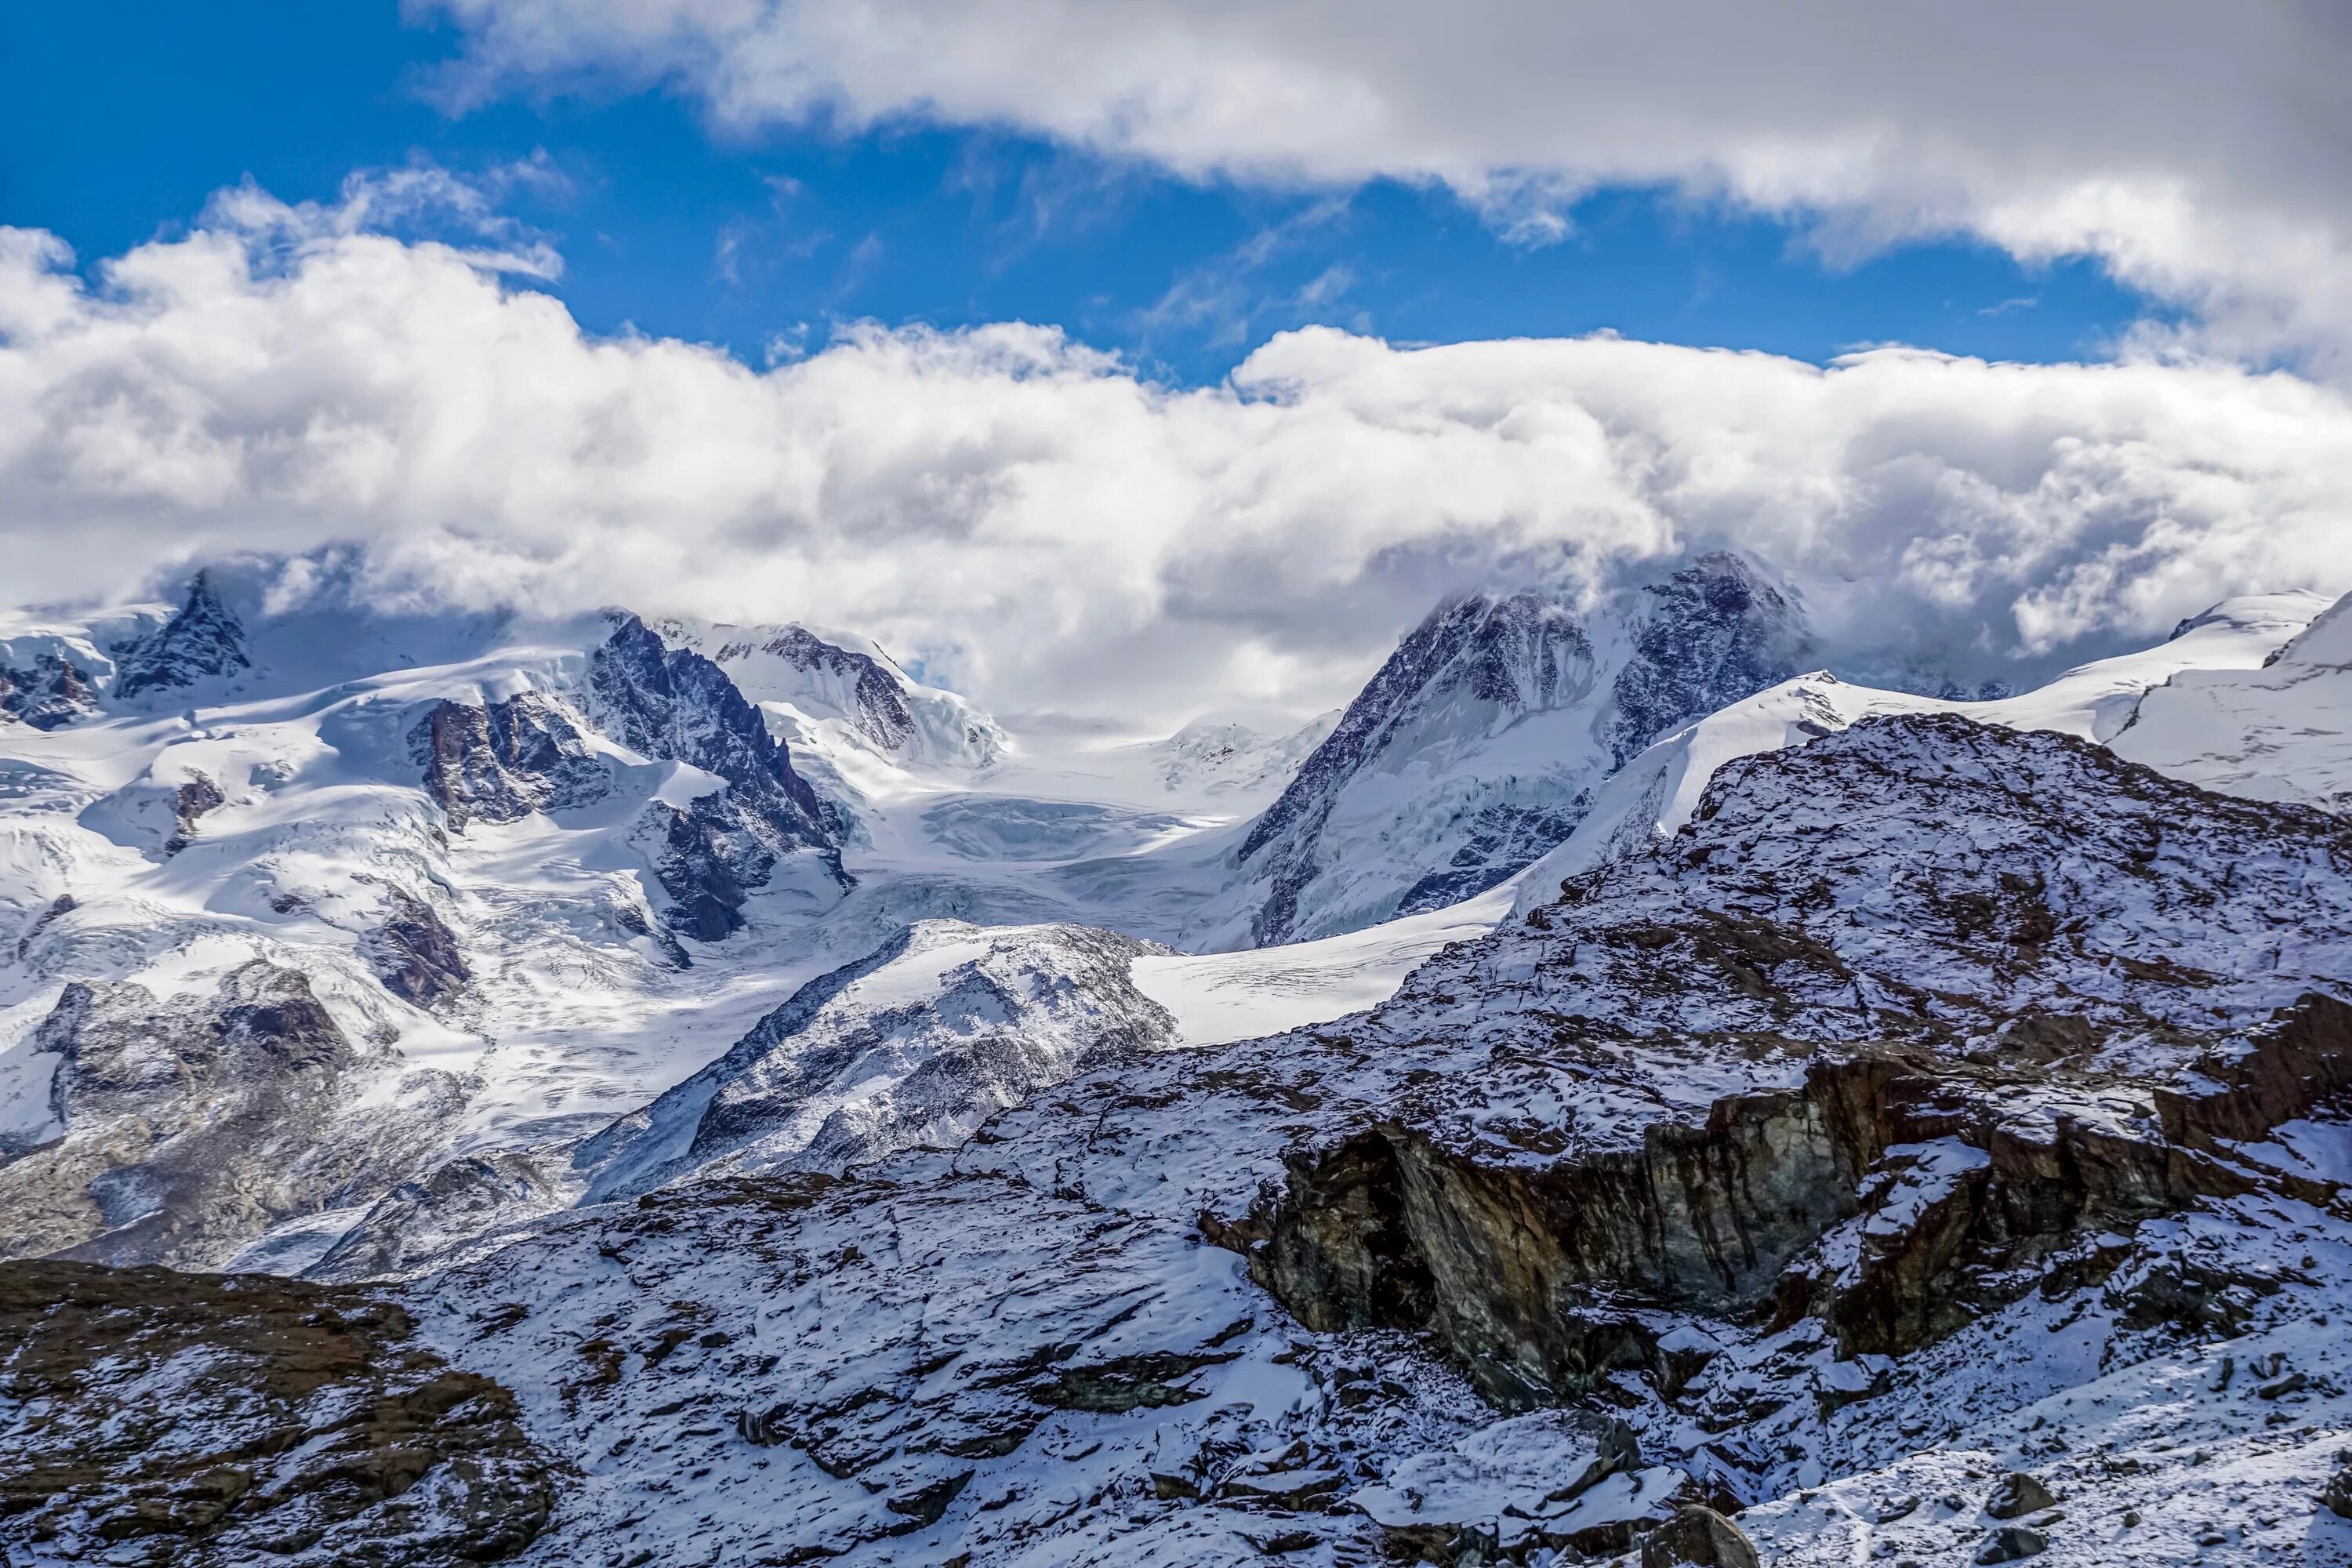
[{"xmin": 3, "ymin": 558, "xmax": 2352, "ymax": 1566}]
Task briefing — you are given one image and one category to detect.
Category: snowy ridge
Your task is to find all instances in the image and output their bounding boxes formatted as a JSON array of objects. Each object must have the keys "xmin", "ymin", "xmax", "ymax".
[{"xmin": 1512, "ymin": 588, "xmax": 2338, "ymax": 913}]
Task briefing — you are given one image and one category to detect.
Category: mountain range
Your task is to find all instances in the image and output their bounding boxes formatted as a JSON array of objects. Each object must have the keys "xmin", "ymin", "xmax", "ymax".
[{"xmin": 3, "ymin": 550, "xmax": 2350, "ymax": 1566}]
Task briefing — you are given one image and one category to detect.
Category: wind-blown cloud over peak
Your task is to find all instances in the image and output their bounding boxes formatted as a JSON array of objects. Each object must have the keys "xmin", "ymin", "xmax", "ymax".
[{"xmin": 5, "ymin": 191, "xmax": 2350, "ymax": 724}]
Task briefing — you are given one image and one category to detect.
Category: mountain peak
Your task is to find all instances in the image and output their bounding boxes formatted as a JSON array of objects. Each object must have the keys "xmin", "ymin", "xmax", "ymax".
[{"xmin": 110, "ymin": 571, "xmax": 252, "ymax": 699}]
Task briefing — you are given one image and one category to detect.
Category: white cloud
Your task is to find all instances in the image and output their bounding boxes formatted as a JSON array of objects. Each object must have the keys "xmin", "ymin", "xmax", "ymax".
[
  {"xmin": 416, "ymin": 0, "xmax": 2352, "ymax": 369},
  {"xmin": 5, "ymin": 201, "xmax": 2351, "ymax": 726}
]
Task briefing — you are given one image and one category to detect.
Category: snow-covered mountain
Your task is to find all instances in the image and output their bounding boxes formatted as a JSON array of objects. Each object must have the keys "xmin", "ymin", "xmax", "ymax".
[
  {"xmin": 9, "ymin": 549, "xmax": 2352, "ymax": 1567},
  {"xmin": 1136, "ymin": 710, "xmax": 1344, "ymax": 798},
  {"xmin": 2111, "ymin": 590, "xmax": 2352, "ymax": 811},
  {"xmin": 655, "ymin": 616, "xmax": 1007, "ymax": 770},
  {"xmin": 1203, "ymin": 551, "xmax": 1807, "ymax": 947},
  {"xmin": 21, "ymin": 706, "xmax": 2350, "ymax": 1566}
]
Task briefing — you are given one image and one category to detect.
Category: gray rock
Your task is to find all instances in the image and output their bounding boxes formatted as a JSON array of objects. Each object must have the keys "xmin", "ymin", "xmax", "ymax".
[
  {"xmin": 1640, "ymin": 1505, "xmax": 1762, "ymax": 1567},
  {"xmin": 111, "ymin": 571, "xmax": 249, "ymax": 698},
  {"xmin": 1984, "ymin": 1472, "xmax": 2056, "ymax": 1520},
  {"xmin": 1975, "ymin": 1524, "xmax": 2049, "ymax": 1563}
]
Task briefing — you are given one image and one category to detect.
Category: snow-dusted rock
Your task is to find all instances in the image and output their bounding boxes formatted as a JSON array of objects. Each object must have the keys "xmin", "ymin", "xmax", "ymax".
[{"xmin": 579, "ymin": 918, "xmax": 1176, "ymax": 1198}]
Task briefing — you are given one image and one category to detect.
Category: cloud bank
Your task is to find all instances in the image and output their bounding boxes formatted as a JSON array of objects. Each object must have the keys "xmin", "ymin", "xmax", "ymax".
[
  {"xmin": 5, "ymin": 194, "xmax": 2351, "ymax": 725},
  {"xmin": 419, "ymin": 0, "xmax": 2352, "ymax": 372}
]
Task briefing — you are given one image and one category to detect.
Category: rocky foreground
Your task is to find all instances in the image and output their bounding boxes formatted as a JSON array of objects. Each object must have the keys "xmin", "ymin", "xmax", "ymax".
[{"xmin": 9, "ymin": 714, "xmax": 2352, "ymax": 1565}]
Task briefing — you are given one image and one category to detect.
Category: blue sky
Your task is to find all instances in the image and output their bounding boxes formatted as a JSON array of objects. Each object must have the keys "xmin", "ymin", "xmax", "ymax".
[{"xmin": 1, "ymin": 2, "xmax": 2154, "ymax": 387}]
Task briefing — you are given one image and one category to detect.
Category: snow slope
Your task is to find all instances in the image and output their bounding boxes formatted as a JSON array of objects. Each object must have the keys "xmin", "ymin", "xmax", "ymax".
[{"xmin": 2113, "ymin": 590, "xmax": 2352, "ymax": 811}]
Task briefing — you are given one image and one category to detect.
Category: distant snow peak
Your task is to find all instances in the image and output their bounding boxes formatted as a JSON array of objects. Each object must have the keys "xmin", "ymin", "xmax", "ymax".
[
  {"xmin": 1145, "ymin": 710, "xmax": 1341, "ymax": 798},
  {"xmin": 1223, "ymin": 550, "xmax": 1805, "ymax": 949},
  {"xmin": 109, "ymin": 570, "xmax": 251, "ymax": 699},
  {"xmin": 590, "ymin": 615, "xmax": 849, "ymax": 938}
]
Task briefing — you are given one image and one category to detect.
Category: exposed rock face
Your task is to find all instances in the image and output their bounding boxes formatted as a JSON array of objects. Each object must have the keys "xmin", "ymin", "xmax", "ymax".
[
  {"xmin": 0, "ymin": 652, "xmax": 100, "ymax": 729},
  {"xmin": 591, "ymin": 614, "xmax": 847, "ymax": 936},
  {"xmin": 1641, "ymin": 1505, "xmax": 1762, "ymax": 1567},
  {"xmin": 1606, "ymin": 553, "xmax": 1806, "ymax": 767},
  {"xmin": 111, "ymin": 571, "xmax": 251, "ymax": 698},
  {"xmin": 361, "ymin": 887, "xmax": 473, "ymax": 1009},
  {"xmin": 0, "ymin": 1259, "xmax": 554, "ymax": 1564},
  {"xmin": 580, "ymin": 919, "xmax": 1175, "ymax": 1200},
  {"xmin": 162, "ymin": 769, "xmax": 225, "ymax": 853},
  {"xmin": 0, "ymin": 963, "xmax": 452, "ymax": 1269},
  {"xmin": 1228, "ymin": 553, "xmax": 1804, "ymax": 947},
  {"xmin": 1239, "ymin": 715, "xmax": 2352, "ymax": 1410},
  {"xmin": 407, "ymin": 691, "xmax": 609, "ymax": 830}
]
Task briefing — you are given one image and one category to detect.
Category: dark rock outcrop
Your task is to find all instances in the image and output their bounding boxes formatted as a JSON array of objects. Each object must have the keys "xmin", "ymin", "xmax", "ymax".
[
  {"xmin": 408, "ymin": 691, "xmax": 609, "ymax": 830},
  {"xmin": 162, "ymin": 770, "xmax": 225, "ymax": 854},
  {"xmin": 0, "ymin": 1259, "xmax": 554, "ymax": 1563},
  {"xmin": 1639, "ymin": 1505, "xmax": 1761, "ymax": 1567},
  {"xmin": 111, "ymin": 571, "xmax": 251, "ymax": 698},
  {"xmin": 1231, "ymin": 715, "xmax": 2352, "ymax": 1411},
  {"xmin": 362, "ymin": 887, "xmax": 473, "ymax": 1009},
  {"xmin": 0, "ymin": 652, "xmax": 100, "ymax": 729}
]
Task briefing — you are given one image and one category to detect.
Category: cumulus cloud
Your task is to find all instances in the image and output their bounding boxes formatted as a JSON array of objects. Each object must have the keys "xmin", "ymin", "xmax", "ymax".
[
  {"xmin": 4, "ymin": 197, "xmax": 2351, "ymax": 726},
  {"xmin": 416, "ymin": 0, "xmax": 2352, "ymax": 371}
]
